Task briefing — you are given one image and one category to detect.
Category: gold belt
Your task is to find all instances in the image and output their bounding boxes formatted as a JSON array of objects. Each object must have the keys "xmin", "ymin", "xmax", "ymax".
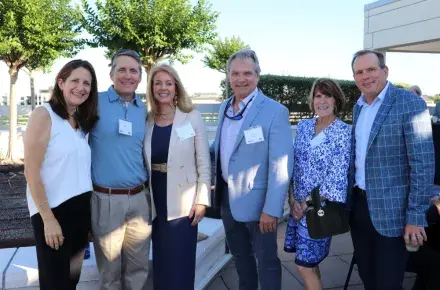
[{"xmin": 152, "ymin": 163, "xmax": 167, "ymax": 173}]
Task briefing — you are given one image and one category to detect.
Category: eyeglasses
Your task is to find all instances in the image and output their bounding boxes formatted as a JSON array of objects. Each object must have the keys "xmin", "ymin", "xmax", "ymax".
[{"xmin": 223, "ymin": 96, "xmax": 255, "ymax": 121}]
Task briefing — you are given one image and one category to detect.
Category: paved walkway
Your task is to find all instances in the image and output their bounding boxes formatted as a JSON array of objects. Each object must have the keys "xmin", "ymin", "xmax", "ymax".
[{"xmin": 204, "ymin": 221, "xmax": 417, "ymax": 290}]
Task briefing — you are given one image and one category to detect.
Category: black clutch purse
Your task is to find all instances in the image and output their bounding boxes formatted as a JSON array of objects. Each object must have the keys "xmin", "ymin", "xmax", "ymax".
[{"xmin": 305, "ymin": 186, "xmax": 350, "ymax": 239}]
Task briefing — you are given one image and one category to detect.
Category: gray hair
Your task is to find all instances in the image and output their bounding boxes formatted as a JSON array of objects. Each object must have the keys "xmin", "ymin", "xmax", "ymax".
[
  {"xmin": 409, "ymin": 85, "xmax": 422, "ymax": 96},
  {"xmin": 226, "ymin": 49, "xmax": 261, "ymax": 76},
  {"xmin": 109, "ymin": 49, "xmax": 142, "ymax": 76},
  {"xmin": 351, "ymin": 49, "xmax": 386, "ymax": 73}
]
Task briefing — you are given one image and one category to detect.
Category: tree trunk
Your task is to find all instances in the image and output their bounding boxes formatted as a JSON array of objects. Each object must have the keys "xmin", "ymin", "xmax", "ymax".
[
  {"xmin": 30, "ymin": 69, "xmax": 36, "ymax": 110},
  {"xmin": 6, "ymin": 66, "xmax": 19, "ymax": 162}
]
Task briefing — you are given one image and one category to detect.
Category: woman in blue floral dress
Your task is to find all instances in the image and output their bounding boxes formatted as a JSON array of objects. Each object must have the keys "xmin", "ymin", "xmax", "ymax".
[{"xmin": 284, "ymin": 78, "xmax": 351, "ymax": 290}]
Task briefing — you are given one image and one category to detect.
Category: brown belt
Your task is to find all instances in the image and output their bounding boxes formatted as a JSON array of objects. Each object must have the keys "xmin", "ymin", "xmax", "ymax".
[
  {"xmin": 93, "ymin": 184, "xmax": 144, "ymax": 195},
  {"xmin": 152, "ymin": 163, "xmax": 167, "ymax": 173}
]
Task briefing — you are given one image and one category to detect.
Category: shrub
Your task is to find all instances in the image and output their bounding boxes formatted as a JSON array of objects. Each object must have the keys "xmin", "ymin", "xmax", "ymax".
[{"xmin": 221, "ymin": 75, "xmax": 361, "ymax": 124}]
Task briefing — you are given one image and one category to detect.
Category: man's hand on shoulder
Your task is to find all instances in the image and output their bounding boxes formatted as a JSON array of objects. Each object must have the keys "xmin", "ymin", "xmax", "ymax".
[
  {"xmin": 404, "ymin": 224, "xmax": 427, "ymax": 247},
  {"xmin": 260, "ymin": 212, "xmax": 277, "ymax": 233}
]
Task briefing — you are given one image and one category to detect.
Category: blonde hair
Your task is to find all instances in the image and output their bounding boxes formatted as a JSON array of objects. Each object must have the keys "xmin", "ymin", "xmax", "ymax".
[{"xmin": 146, "ymin": 64, "xmax": 195, "ymax": 117}]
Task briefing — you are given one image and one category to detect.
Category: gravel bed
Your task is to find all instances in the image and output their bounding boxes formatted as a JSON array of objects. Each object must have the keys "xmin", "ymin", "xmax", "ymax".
[{"xmin": 0, "ymin": 169, "xmax": 34, "ymax": 248}]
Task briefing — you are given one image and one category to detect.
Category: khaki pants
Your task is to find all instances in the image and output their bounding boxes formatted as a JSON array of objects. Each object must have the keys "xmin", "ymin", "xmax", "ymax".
[{"xmin": 91, "ymin": 188, "xmax": 152, "ymax": 290}]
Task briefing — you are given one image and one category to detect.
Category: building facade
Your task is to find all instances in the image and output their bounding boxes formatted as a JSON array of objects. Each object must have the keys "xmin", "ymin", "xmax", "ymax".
[{"xmin": 364, "ymin": 0, "xmax": 440, "ymax": 54}]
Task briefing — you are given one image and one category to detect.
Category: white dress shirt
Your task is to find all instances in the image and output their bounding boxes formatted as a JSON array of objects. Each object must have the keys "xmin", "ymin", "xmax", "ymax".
[
  {"xmin": 220, "ymin": 88, "xmax": 258, "ymax": 182},
  {"xmin": 355, "ymin": 81, "xmax": 390, "ymax": 190}
]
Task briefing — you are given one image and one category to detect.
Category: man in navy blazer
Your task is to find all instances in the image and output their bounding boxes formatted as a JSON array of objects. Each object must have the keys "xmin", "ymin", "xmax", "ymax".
[
  {"xmin": 347, "ymin": 49, "xmax": 435, "ymax": 290},
  {"xmin": 213, "ymin": 49, "xmax": 293, "ymax": 290}
]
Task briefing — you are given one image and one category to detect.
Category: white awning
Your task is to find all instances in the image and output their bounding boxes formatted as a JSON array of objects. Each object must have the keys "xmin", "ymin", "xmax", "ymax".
[{"xmin": 364, "ymin": 0, "xmax": 440, "ymax": 53}]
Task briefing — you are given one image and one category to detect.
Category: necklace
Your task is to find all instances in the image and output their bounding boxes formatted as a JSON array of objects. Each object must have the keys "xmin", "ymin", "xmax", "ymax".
[
  {"xmin": 157, "ymin": 111, "xmax": 174, "ymax": 116},
  {"xmin": 316, "ymin": 115, "xmax": 335, "ymax": 127},
  {"xmin": 156, "ymin": 111, "xmax": 175, "ymax": 122},
  {"xmin": 67, "ymin": 107, "xmax": 77, "ymax": 118},
  {"xmin": 156, "ymin": 109, "xmax": 175, "ymax": 120}
]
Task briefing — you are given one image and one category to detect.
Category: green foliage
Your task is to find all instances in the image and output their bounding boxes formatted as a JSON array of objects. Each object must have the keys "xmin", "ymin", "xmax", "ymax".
[
  {"xmin": 203, "ymin": 36, "xmax": 249, "ymax": 73},
  {"xmin": 429, "ymin": 95, "xmax": 440, "ymax": 103},
  {"xmin": 0, "ymin": 115, "xmax": 29, "ymax": 126},
  {"xmin": 82, "ymin": 0, "xmax": 219, "ymax": 73},
  {"xmin": 0, "ymin": 0, "xmax": 83, "ymax": 71},
  {"xmin": 221, "ymin": 75, "xmax": 361, "ymax": 124},
  {"xmin": 394, "ymin": 82, "xmax": 411, "ymax": 89},
  {"xmin": 220, "ymin": 78, "xmax": 232, "ymax": 99},
  {"xmin": 0, "ymin": 0, "xmax": 83, "ymax": 161}
]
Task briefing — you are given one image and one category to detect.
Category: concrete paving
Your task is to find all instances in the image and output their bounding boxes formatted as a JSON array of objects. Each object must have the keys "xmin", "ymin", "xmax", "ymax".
[{"xmin": 204, "ymin": 221, "xmax": 417, "ymax": 290}]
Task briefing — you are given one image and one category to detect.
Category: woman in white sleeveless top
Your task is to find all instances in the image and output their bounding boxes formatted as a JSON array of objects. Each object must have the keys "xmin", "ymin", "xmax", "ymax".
[{"xmin": 23, "ymin": 60, "xmax": 99, "ymax": 290}]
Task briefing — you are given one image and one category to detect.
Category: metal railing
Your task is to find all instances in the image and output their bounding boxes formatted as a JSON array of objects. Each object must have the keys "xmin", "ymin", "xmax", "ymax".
[{"xmin": 201, "ymin": 113, "xmax": 219, "ymax": 125}]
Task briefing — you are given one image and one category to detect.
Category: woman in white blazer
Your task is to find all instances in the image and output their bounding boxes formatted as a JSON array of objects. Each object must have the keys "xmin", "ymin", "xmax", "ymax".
[{"xmin": 143, "ymin": 64, "xmax": 211, "ymax": 290}]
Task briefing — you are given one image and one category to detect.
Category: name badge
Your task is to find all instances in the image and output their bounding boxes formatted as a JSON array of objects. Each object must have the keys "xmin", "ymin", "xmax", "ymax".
[
  {"xmin": 176, "ymin": 123, "xmax": 196, "ymax": 141},
  {"xmin": 244, "ymin": 126, "xmax": 264, "ymax": 144},
  {"xmin": 310, "ymin": 132, "xmax": 326, "ymax": 148},
  {"xmin": 118, "ymin": 119, "xmax": 132, "ymax": 136}
]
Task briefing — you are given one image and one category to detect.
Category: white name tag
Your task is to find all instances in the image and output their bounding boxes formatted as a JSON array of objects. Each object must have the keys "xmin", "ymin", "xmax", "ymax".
[
  {"xmin": 176, "ymin": 123, "xmax": 196, "ymax": 141},
  {"xmin": 310, "ymin": 132, "xmax": 326, "ymax": 147},
  {"xmin": 244, "ymin": 126, "xmax": 264, "ymax": 144},
  {"xmin": 118, "ymin": 119, "xmax": 132, "ymax": 136}
]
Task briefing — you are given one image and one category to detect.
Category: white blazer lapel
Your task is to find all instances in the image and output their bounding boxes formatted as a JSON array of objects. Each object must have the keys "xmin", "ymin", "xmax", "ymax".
[
  {"xmin": 145, "ymin": 116, "xmax": 155, "ymax": 173},
  {"xmin": 168, "ymin": 107, "xmax": 187, "ymax": 163}
]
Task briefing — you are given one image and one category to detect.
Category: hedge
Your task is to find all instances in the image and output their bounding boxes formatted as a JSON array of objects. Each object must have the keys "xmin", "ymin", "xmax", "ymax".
[{"xmin": 221, "ymin": 75, "xmax": 361, "ymax": 124}]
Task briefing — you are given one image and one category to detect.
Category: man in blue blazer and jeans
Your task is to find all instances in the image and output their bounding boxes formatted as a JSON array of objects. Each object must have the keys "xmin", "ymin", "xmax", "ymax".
[
  {"xmin": 213, "ymin": 49, "xmax": 293, "ymax": 290},
  {"xmin": 347, "ymin": 49, "xmax": 435, "ymax": 290}
]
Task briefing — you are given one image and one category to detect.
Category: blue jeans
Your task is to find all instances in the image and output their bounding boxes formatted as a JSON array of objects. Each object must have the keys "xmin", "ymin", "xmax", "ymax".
[{"xmin": 221, "ymin": 186, "xmax": 281, "ymax": 290}]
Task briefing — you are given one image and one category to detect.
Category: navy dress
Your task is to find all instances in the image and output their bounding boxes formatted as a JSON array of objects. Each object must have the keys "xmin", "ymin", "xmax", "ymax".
[{"xmin": 151, "ymin": 124, "xmax": 198, "ymax": 290}]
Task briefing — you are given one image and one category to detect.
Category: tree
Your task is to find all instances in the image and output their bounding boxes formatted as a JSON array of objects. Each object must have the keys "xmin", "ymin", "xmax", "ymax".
[
  {"xmin": 24, "ymin": 53, "xmax": 69, "ymax": 111},
  {"xmin": 22, "ymin": 65, "xmax": 51, "ymax": 111},
  {"xmin": 203, "ymin": 36, "xmax": 249, "ymax": 98},
  {"xmin": 203, "ymin": 36, "xmax": 249, "ymax": 74},
  {"xmin": 429, "ymin": 95, "xmax": 440, "ymax": 103},
  {"xmin": 21, "ymin": 68, "xmax": 37, "ymax": 110},
  {"xmin": 0, "ymin": 0, "xmax": 83, "ymax": 161},
  {"xmin": 82, "ymin": 0, "xmax": 219, "ymax": 89},
  {"xmin": 394, "ymin": 82, "xmax": 411, "ymax": 89}
]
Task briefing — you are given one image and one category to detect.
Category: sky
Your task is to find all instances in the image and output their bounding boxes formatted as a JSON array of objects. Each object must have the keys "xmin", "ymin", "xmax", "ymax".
[{"xmin": 1, "ymin": 0, "xmax": 440, "ymax": 99}]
